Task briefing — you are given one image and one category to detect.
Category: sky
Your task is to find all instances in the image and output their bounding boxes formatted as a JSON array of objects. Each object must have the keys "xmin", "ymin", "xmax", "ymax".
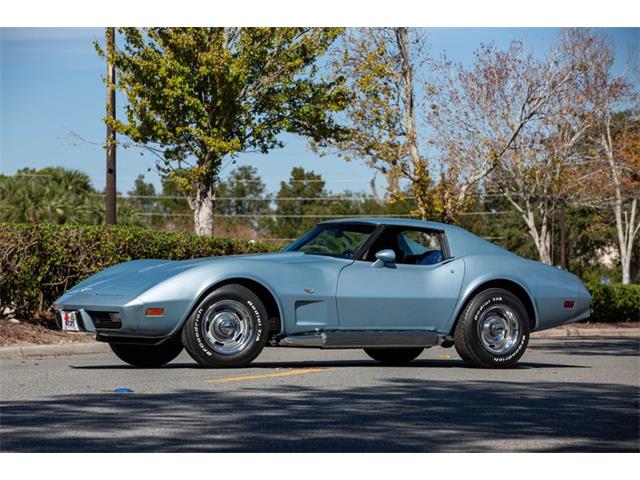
[{"xmin": 0, "ymin": 27, "xmax": 638, "ymax": 196}]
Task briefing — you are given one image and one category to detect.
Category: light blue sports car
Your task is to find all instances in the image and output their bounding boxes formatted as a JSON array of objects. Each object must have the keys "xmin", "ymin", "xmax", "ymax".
[{"xmin": 54, "ymin": 218, "xmax": 591, "ymax": 369}]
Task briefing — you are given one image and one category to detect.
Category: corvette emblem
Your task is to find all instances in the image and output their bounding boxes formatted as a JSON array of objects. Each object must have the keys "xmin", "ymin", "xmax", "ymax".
[{"xmin": 304, "ymin": 288, "xmax": 315, "ymax": 294}]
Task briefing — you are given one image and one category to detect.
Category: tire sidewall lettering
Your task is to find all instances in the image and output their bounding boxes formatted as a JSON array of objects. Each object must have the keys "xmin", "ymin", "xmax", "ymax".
[
  {"xmin": 193, "ymin": 306, "xmax": 213, "ymax": 356},
  {"xmin": 473, "ymin": 296, "xmax": 503, "ymax": 322},
  {"xmin": 245, "ymin": 299, "xmax": 263, "ymax": 342}
]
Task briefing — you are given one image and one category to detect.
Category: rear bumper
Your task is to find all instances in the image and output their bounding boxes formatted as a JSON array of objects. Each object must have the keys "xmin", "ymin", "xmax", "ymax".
[{"xmin": 566, "ymin": 308, "xmax": 591, "ymax": 324}]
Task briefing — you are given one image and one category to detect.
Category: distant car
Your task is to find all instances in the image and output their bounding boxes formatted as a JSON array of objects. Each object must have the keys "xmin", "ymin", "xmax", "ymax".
[{"xmin": 54, "ymin": 218, "xmax": 591, "ymax": 369}]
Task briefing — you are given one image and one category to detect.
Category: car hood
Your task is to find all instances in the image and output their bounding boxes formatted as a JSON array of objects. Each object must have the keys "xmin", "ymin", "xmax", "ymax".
[{"xmin": 61, "ymin": 251, "xmax": 323, "ymax": 298}]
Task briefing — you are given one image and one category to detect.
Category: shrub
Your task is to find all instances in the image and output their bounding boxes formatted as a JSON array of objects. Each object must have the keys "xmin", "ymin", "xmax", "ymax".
[
  {"xmin": 586, "ymin": 283, "xmax": 640, "ymax": 323},
  {"xmin": 0, "ymin": 223, "xmax": 280, "ymax": 324}
]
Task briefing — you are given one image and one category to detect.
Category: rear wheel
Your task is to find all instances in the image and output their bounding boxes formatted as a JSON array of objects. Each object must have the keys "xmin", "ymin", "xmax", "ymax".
[
  {"xmin": 109, "ymin": 339, "xmax": 183, "ymax": 368},
  {"xmin": 181, "ymin": 284, "xmax": 269, "ymax": 368},
  {"xmin": 364, "ymin": 347, "xmax": 424, "ymax": 365},
  {"xmin": 454, "ymin": 288, "xmax": 530, "ymax": 368}
]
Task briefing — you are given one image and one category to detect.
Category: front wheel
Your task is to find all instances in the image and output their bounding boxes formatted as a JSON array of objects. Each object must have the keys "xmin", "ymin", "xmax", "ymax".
[
  {"xmin": 109, "ymin": 339, "xmax": 183, "ymax": 368},
  {"xmin": 364, "ymin": 347, "xmax": 424, "ymax": 365},
  {"xmin": 454, "ymin": 288, "xmax": 530, "ymax": 368},
  {"xmin": 181, "ymin": 284, "xmax": 269, "ymax": 368}
]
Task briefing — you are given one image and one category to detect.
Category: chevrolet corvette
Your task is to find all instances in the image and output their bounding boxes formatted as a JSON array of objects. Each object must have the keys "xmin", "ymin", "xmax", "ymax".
[{"xmin": 54, "ymin": 218, "xmax": 591, "ymax": 368}]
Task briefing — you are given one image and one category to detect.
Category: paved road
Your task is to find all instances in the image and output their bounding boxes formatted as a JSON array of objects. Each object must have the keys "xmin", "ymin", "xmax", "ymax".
[{"xmin": 1, "ymin": 337, "xmax": 638, "ymax": 452}]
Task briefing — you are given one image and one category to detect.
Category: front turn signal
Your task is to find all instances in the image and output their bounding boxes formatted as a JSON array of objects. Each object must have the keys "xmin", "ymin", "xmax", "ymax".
[{"xmin": 146, "ymin": 307, "xmax": 165, "ymax": 316}]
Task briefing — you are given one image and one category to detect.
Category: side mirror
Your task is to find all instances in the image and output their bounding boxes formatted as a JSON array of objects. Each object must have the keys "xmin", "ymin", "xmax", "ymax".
[{"xmin": 372, "ymin": 249, "xmax": 396, "ymax": 268}]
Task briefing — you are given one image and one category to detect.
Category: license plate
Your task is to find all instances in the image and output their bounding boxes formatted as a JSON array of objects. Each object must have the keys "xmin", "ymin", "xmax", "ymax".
[{"xmin": 60, "ymin": 310, "xmax": 80, "ymax": 331}]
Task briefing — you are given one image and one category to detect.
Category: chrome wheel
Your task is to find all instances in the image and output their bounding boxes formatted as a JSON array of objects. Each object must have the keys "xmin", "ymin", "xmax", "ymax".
[
  {"xmin": 477, "ymin": 305, "xmax": 521, "ymax": 355},
  {"xmin": 201, "ymin": 299, "xmax": 254, "ymax": 355}
]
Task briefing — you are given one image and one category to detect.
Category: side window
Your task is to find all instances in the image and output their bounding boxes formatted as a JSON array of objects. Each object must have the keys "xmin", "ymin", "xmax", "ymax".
[
  {"xmin": 362, "ymin": 227, "xmax": 446, "ymax": 266},
  {"xmin": 298, "ymin": 228, "xmax": 371, "ymax": 258},
  {"xmin": 396, "ymin": 229, "xmax": 444, "ymax": 265}
]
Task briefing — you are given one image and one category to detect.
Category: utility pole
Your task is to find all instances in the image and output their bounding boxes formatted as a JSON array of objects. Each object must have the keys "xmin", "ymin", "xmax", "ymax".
[
  {"xmin": 558, "ymin": 205, "xmax": 566, "ymax": 269},
  {"xmin": 105, "ymin": 27, "xmax": 117, "ymax": 225}
]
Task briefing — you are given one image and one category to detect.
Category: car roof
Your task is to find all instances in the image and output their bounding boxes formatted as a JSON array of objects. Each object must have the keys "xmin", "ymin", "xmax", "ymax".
[{"xmin": 319, "ymin": 217, "xmax": 451, "ymax": 231}]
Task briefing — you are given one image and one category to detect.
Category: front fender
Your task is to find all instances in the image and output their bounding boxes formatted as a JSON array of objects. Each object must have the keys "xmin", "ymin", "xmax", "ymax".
[{"xmin": 136, "ymin": 257, "xmax": 346, "ymax": 338}]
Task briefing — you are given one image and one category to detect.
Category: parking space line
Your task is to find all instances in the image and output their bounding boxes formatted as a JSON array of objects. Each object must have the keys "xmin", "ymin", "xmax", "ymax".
[{"xmin": 206, "ymin": 367, "xmax": 332, "ymax": 384}]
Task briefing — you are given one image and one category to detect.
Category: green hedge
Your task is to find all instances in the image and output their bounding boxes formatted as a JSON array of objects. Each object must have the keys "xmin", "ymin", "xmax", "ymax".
[
  {"xmin": 0, "ymin": 223, "xmax": 279, "ymax": 323},
  {"xmin": 585, "ymin": 283, "xmax": 640, "ymax": 323}
]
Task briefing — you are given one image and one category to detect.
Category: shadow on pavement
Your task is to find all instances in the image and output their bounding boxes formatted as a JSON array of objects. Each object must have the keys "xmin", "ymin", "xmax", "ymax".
[
  {"xmin": 530, "ymin": 338, "xmax": 639, "ymax": 357},
  {"xmin": 70, "ymin": 357, "xmax": 585, "ymax": 370},
  {"xmin": 1, "ymin": 378, "xmax": 637, "ymax": 452}
]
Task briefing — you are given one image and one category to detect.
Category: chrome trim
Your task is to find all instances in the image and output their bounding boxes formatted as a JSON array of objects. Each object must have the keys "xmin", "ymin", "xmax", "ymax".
[
  {"xmin": 477, "ymin": 304, "xmax": 521, "ymax": 355},
  {"xmin": 279, "ymin": 332, "xmax": 328, "ymax": 347},
  {"xmin": 278, "ymin": 330, "xmax": 440, "ymax": 349},
  {"xmin": 201, "ymin": 299, "xmax": 255, "ymax": 355}
]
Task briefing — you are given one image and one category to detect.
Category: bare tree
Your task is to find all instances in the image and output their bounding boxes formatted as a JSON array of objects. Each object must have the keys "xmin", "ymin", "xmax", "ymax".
[
  {"xmin": 600, "ymin": 112, "xmax": 639, "ymax": 283},
  {"xmin": 488, "ymin": 29, "xmax": 616, "ymax": 264},
  {"xmin": 427, "ymin": 37, "xmax": 589, "ymax": 227},
  {"xmin": 568, "ymin": 37, "xmax": 639, "ymax": 283}
]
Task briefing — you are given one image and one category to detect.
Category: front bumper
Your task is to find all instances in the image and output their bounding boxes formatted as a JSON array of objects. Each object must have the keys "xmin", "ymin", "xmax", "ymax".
[
  {"xmin": 54, "ymin": 300, "xmax": 142, "ymax": 335},
  {"xmin": 54, "ymin": 307, "xmax": 97, "ymax": 333},
  {"xmin": 53, "ymin": 294, "xmax": 186, "ymax": 340}
]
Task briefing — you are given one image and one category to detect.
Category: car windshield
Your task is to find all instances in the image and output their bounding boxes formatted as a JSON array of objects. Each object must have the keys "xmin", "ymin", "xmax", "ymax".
[{"xmin": 284, "ymin": 223, "xmax": 376, "ymax": 259}]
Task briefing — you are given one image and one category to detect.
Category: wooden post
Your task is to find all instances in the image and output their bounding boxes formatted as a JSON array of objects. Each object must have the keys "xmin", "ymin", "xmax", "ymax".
[{"xmin": 105, "ymin": 27, "xmax": 117, "ymax": 225}]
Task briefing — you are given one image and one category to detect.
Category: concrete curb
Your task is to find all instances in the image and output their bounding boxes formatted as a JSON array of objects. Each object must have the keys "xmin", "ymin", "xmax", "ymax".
[
  {"xmin": 0, "ymin": 342, "xmax": 110, "ymax": 359},
  {"xmin": 1, "ymin": 328, "xmax": 638, "ymax": 359},
  {"xmin": 531, "ymin": 328, "xmax": 640, "ymax": 338}
]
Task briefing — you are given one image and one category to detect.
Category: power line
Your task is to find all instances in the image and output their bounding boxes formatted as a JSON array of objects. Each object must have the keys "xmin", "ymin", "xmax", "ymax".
[
  {"xmin": 135, "ymin": 211, "xmax": 511, "ymax": 218},
  {"xmin": 137, "ymin": 213, "xmax": 418, "ymax": 218}
]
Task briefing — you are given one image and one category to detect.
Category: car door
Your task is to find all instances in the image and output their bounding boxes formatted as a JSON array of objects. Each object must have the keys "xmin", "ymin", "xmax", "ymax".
[{"xmin": 335, "ymin": 226, "xmax": 465, "ymax": 332}]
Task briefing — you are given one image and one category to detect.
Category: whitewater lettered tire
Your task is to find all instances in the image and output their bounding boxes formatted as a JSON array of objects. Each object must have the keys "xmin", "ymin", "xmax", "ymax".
[
  {"xmin": 110, "ymin": 339, "xmax": 183, "ymax": 367},
  {"xmin": 454, "ymin": 288, "xmax": 530, "ymax": 368},
  {"xmin": 364, "ymin": 347, "xmax": 424, "ymax": 365},
  {"xmin": 181, "ymin": 284, "xmax": 268, "ymax": 368}
]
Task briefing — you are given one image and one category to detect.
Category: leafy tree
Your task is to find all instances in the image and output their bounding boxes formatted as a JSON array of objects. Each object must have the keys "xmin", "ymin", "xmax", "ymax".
[
  {"xmin": 79, "ymin": 194, "xmax": 142, "ymax": 226},
  {"xmin": 0, "ymin": 167, "xmax": 94, "ymax": 224},
  {"xmin": 99, "ymin": 27, "xmax": 347, "ymax": 236},
  {"xmin": 216, "ymin": 165, "xmax": 270, "ymax": 234},
  {"xmin": 269, "ymin": 167, "xmax": 330, "ymax": 239},
  {"xmin": 155, "ymin": 175, "xmax": 194, "ymax": 232},
  {"xmin": 128, "ymin": 175, "xmax": 156, "ymax": 211}
]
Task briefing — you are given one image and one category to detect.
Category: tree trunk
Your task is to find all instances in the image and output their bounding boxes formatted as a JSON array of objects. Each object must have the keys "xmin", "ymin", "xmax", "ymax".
[
  {"xmin": 615, "ymin": 197, "xmax": 637, "ymax": 285},
  {"xmin": 621, "ymin": 250, "xmax": 631, "ymax": 285},
  {"xmin": 191, "ymin": 181, "xmax": 215, "ymax": 236},
  {"xmin": 523, "ymin": 210, "xmax": 553, "ymax": 265},
  {"xmin": 396, "ymin": 27, "xmax": 432, "ymax": 221},
  {"xmin": 504, "ymin": 195, "xmax": 553, "ymax": 265}
]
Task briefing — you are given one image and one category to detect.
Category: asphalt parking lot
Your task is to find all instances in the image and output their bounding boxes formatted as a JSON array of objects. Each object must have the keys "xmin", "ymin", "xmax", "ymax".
[{"xmin": 1, "ymin": 337, "xmax": 638, "ymax": 452}]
